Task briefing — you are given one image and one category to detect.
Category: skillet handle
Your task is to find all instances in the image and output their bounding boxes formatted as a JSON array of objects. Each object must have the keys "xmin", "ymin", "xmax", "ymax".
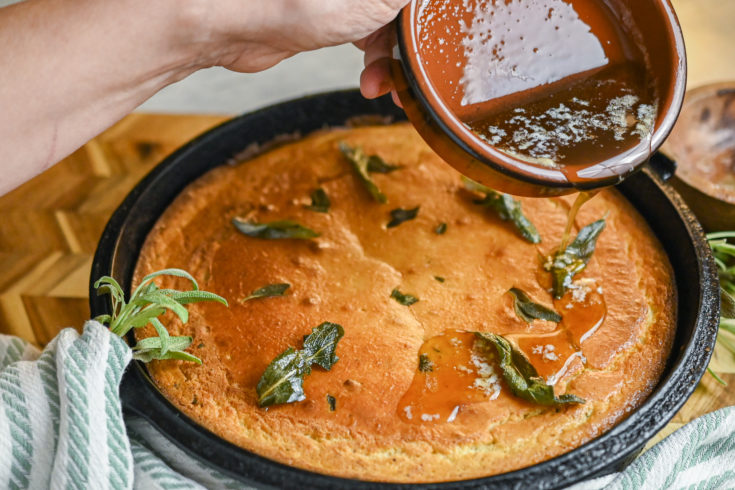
[{"xmin": 647, "ymin": 152, "xmax": 677, "ymax": 182}]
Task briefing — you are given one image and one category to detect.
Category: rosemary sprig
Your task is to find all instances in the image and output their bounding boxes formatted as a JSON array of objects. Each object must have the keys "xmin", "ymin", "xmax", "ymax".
[
  {"xmin": 707, "ymin": 231, "xmax": 735, "ymax": 385},
  {"xmin": 94, "ymin": 268, "xmax": 228, "ymax": 364}
]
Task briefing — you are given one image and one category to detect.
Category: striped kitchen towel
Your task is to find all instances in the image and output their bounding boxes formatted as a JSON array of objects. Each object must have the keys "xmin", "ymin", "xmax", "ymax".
[
  {"xmin": 0, "ymin": 321, "xmax": 243, "ymax": 490},
  {"xmin": 1, "ymin": 321, "xmax": 733, "ymax": 489}
]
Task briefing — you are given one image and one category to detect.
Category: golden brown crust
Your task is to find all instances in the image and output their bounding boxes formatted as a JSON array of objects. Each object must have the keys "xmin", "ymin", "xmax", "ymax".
[{"xmin": 134, "ymin": 123, "xmax": 676, "ymax": 483}]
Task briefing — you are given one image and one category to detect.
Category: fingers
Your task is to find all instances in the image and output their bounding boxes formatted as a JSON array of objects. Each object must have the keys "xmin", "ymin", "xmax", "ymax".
[
  {"xmin": 392, "ymin": 89, "xmax": 403, "ymax": 108},
  {"xmin": 359, "ymin": 59, "xmax": 403, "ymax": 107},
  {"xmin": 360, "ymin": 58, "xmax": 393, "ymax": 99},
  {"xmin": 358, "ymin": 23, "xmax": 398, "ymax": 100}
]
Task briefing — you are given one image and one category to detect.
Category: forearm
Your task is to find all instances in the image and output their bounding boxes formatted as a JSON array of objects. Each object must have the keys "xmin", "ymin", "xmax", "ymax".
[
  {"xmin": 0, "ymin": 0, "xmax": 219, "ymax": 195},
  {"xmin": 0, "ymin": 0, "xmax": 406, "ymax": 196}
]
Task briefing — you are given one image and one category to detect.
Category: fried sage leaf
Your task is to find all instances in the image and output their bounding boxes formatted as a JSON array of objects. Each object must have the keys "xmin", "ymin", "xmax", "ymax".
[
  {"xmin": 508, "ymin": 287, "xmax": 562, "ymax": 323},
  {"xmin": 391, "ymin": 288, "xmax": 419, "ymax": 306},
  {"xmin": 241, "ymin": 283, "xmax": 290, "ymax": 302},
  {"xmin": 302, "ymin": 321, "xmax": 345, "ymax": 369},
  {"xmin": 545, "ymin": 219, "xmax": 606, "ymax": 299},
  {"xmin": 256, "ymin": 348, "xmax": 309, "ymax": 407},
  {"xmin": 338, "ymin": 142, "xmax": 388, "ymax": 203},
  {"xmin": 256, "ymin": 322, "xmax": 344, "ymax": 407},
  {"xmin": 419, "ymin": 353, "xmax": 434, "ymax": 372},
  {"xmin": 306, "ymin": 188, "xmax": 330, "ymax": 213},
  {"xmin": 463, "ymin": 177, "xmax": 541, "ymax": 244},
  {"xmin": 232, "ymin": 218, "xmax": 320, "ymax": 240},
  {"xmin": 327, "ymin": 394, "xmax": 337, "ymax": 411},
  {"xmin": 367, "ymin": 155, "xmax": 402, "ymax": 174},
  {"xmin": 475, "ymin": 333, "xmax": 585, "ymax": 406},
  {"xmin": 387, "ymin": 207, "xmax": 420, "ymax": 228}
]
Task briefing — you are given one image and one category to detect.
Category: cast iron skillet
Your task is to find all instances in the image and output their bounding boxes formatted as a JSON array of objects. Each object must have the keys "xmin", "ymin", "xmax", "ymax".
[{"xmin": 90, "ymin": 90, "xmax": 720, "ymax": 489}]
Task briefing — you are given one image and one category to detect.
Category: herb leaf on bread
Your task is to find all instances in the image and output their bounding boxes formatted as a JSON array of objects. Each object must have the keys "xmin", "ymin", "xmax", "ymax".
[
  {"xmin": 339, "ymin": 142, "xmax": 388, "ymax": 203},
  {"xmin": 306, "ymin": 188, "xmax": 330, "ymax": 213},
  {"xmin": 545, "ymin": 219, "xmax": 606, "ymax": 299},
  {"xmin": 475, "ymin": 333, "xmax": 585, "ymax": 406},
  {"xmin": 387, "ymin": 207, "xmax": 420, "ymax": 228},
  {"xmin": 508, "ymin": 288, "xmax": 562, "ymax": 323},
  {"xmin": 232, "ymin": 218, "xmax": 320, "ymax": 239},
  {"xmin": 257, "ymin": 322, "xmax": 345, "ymax": 407},
  {"xmin": 391, "ymin": 288, "xmax": 419, "ymax": 306},
  {"xmin": 463, "ymin": 177, "xmax": 541, "ymax": 244},
  {"xmin": 241, "ymin": 283, "xmax": 290, "ymax": 302},
  {"xmin": 366, "ymin": 155, "xmax": 402, "ymax": 174}
]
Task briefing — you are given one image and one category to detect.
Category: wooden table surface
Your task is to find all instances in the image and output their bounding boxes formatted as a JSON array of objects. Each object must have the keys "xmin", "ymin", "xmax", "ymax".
[{"xmin": 1, "ymin": 0, "xmax": 734, "ymax": 450}]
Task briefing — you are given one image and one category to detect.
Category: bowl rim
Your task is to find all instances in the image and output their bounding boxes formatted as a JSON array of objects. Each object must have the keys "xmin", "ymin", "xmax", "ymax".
[
  {"xmin": 395, "ymin": 0, "xmax": 688, "ymax": 190},
  {"xmin": 90, "ymin": 90, "xmax": 719, "ymax": 489}
]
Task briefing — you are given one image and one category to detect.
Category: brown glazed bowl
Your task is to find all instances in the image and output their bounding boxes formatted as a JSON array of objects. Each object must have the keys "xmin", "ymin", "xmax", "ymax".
[
  {"xmin": 662, "ymin": 82, "xmax": 735, "ymax": 232},
  {"xmin": 392, "ymin": 0, "xmax": 687, "ymax": 197}
]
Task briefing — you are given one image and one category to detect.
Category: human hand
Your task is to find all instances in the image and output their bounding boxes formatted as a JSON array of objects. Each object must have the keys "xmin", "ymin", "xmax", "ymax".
[{"xmin": 193, "ymin": 0, "xmax": 408, "ymax": 101}]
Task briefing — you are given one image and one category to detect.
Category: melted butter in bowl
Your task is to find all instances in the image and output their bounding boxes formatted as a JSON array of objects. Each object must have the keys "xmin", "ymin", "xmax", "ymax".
[
  {"xmin": 413, "ymin": 0, "xmax": 658, "ymax": 175},
  {"xmin": 396, "ymin": 0, "xmax": 686, "ymax": 195}
]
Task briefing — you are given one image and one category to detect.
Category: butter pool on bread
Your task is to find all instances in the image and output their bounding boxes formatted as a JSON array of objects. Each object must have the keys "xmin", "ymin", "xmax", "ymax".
[{"xmin": 134, "ymin": 123, "xmax": 676, "ymax": 482}]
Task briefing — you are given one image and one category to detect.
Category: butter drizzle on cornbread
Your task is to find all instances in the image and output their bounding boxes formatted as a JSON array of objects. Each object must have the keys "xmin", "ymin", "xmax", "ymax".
[{"xmin": 134, "ymin": 123, "xmax": 676, "ymax": 483}]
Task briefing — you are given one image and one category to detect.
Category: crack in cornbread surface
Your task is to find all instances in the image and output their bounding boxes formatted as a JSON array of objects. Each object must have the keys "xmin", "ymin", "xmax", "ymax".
[{"xmin": 134, "ymin": 123, "xmax": 676, "ymax": 483}]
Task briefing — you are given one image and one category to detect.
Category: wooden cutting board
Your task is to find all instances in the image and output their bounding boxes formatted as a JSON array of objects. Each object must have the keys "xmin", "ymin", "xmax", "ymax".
[{"xmin": 0, "ymin": 111, "xmax": 733, "ymax": 450}]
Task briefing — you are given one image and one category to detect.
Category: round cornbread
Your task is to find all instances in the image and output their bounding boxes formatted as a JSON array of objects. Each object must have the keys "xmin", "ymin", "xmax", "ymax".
[{"xmin": 134, "ymin": 123, "xmax": 676, "ymax": 483}]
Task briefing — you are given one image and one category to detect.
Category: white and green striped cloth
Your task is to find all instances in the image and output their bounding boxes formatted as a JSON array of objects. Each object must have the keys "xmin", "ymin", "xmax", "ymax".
[{"xmin": 1, "ymin": 321, "xmax": 733, "ymax": 489}]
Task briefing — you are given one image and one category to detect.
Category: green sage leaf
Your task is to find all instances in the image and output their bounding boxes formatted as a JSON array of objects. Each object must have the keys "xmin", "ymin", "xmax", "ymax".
[
  {"xmin": 508, "ymin": 288, "xmax": 562, "ymax": 323},
  {"xmin": 419, "ymin": 353, "xmax": 434, "ymax": 372},
  {"xmin": 138, "ymin": 291, "xmax": 189, "ymax": 324},
  {"xmin": 545, "ymin": 219, "xmax": 606, "ymax": 299},
  {"xmin": 387, "ymin": 207, "xmax": 419, "ymax": 228},
  {"xmin": 435, "ymin": 222, "xmax": 447, "ymax": 235},
  {"xmin": 133, "ymin": 349, "xmax": 203, "ymax": 364},
  {"xmin": 327, "ymin": 394, "xmax": 337, "ymax": 411},
  {"xmin": 256, "ymin": 348, "xmax": 310, "ymax": 407},
  {"xmin": 302, "ymin": 322, "xmax": 345, "ymax": 370},
  {"xmin": 94, "ymin": 269, "xmax": 228, "ymax": 364},
  {"xmin": 306, "ymin": 188, "xmax": 330, "ymax": 213},
  {"xmin": 475, "ymin": 332, "xmax": 585, "ymax": 406},
  {"xmin": 134, "ymin": 335, "xmax": 193, "ymax": 352},
  {"xmin": 256, "ymin": 322, "xmax": 345, "ymax": 407},
  {"xmin": 339, "ymin": 142, "xmax": 387, "ymax": 203},
  {"xmin": 241, "ymin": 283, "xmax": 291, "ymax": 302},
  {"xmin": 463, "ymin": 177, "xmax": 541, "ymax": 244},
  {"xmin": 367, "ymin": 155, "xmax": 402, "ymax": 174},
  {"xmin": 391, "ymin": 288, "xmax": 419, "ymax": 306},
  {"xmin": 434, "ymin": 276, "xmax": 445, "ymax": 283},
  {"xmin": 132, "ymin": 335, "xmax": 202, "ymax": 364},
  {"xmin": 158, "ymin": 290, "xmax": 228, "ymax": 306},
  {"xmin": 233, "ymin": 218, "xmax": 320, "ymax": 240}
]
